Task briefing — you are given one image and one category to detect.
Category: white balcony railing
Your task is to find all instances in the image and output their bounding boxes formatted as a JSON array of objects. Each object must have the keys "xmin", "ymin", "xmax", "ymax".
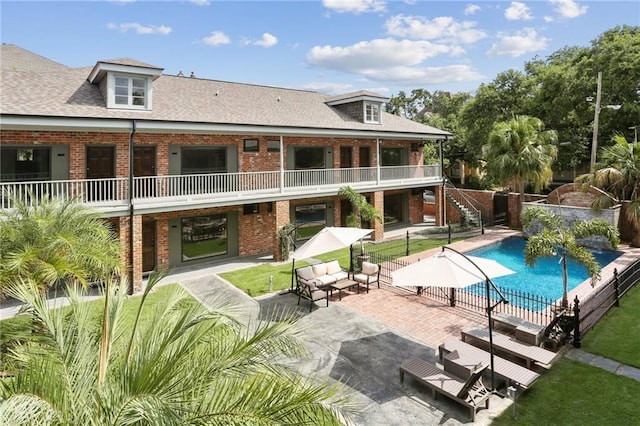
[{"xmin": 1, "ymin": 165, "xmax": 441, "ymax": 210}]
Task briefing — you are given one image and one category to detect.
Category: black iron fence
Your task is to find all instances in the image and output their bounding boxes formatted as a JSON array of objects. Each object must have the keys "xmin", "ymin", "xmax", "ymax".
[
  {"xmin": 575, "ymin": 259, "xmax": 640, "ymax": 344},
  {"xmin": 351, "ymin": 233, "xmax": 640, "ymax": 337}
]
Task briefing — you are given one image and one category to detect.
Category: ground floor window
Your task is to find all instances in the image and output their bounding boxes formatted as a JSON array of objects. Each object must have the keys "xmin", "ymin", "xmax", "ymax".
[
  {"xmin": 181, "ymin": 214, "xmax": 227, "ymax": 261},
  {"xmin": 294, "ymin": 203, "xmax": 326, "ymax": 240},
  {"xmin": 384, "ymin": 193, "xmax": 404, "ymax": 225}
]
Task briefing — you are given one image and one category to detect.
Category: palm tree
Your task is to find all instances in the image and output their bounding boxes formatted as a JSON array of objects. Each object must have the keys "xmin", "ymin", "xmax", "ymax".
[
  {"xmin": 337, "ymin": 186, "xmax": 382, "ymax": 229},
  {"xmin": 575, "ymin": 135, "xmax": 640, "ymax": 247},
  {"xmin": 338, "ymin": 186, "xmax": 382, "ymax": 256},
  {"xmin": 483, "ymin": 115, "xmax": 558, "ymax": 221},
  {"xmin": 0, "ymin": 274, "xmax": 354, "ymax": 425},
  {"xmin": 521, "ymin": 206, "xmax": 619, "ymax": 309},
  {"xmin": 0, "ymin": 194, "xmax": 121, "ymax": 297}
]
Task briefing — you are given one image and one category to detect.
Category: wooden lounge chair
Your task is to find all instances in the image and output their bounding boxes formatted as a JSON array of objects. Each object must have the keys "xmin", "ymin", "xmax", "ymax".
[
  {"xmin": 297, "ymin": 281, "xmax": 329, "ymax": 312},
  {"xmin": 439, "ymin": 338, "xmax": 541, "ymax": 389},
  {"xmin": 399, "ymin": 357, "xmax": 490, "ymax": 421},
  {"xmin": 491, "ymin": 312, "xmax": 546, "ymax": 346},
  {"xmin": 461, "ymin": 327, "xmax": 558, "ymax": 369},
  {"xmin": 352, "ymin": 261, "xmax": 380, "ymax": 293}
]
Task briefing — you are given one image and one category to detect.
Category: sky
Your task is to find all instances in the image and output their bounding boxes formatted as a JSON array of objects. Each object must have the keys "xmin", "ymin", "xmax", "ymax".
[{"xmin": 1, "ymin": 0, "xmax": 638, "ymax": 96}]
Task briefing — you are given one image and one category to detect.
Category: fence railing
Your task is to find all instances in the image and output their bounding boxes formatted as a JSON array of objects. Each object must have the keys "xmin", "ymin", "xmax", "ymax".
[{"xmin": 577, "ymin": 259, "xmax": 640, "ymax": 339}]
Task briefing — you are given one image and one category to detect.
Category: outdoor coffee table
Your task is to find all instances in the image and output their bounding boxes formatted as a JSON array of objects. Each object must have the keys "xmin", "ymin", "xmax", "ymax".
[{"xmin": 330, "ymin": 280, "xmax": 358, "ymax": 300}]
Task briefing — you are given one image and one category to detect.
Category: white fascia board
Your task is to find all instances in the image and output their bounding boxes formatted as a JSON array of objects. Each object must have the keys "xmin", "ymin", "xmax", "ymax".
[{"xmin": 0, "ymin": 115, "xmax": 451, "ymax": 140}]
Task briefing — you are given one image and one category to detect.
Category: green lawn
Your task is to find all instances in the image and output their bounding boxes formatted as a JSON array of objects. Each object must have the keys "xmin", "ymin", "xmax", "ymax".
[
  {"xmin": 492, "ymin": 357, "xmax": 640, "ymax": 425},
  {"xmin": 1, "ymin": 285, "xmax": 184, "ymax": 372},
  {"xmin": 493, "ymin": 282, "xmax": 640, "ymax": 424},
  {"xmin": 580, "ymin": 284, "xmax": 640, "ymax": 368},
  {"xmin": 220, "ymin": 237, "xmax": 454, "ymax": 297}
]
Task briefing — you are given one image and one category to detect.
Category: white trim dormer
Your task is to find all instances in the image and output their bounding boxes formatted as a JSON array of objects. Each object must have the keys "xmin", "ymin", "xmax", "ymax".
[
  {"xmin": 325, "ymin": 90, "xmax": 388, "ymax": 125},
  {"xmin": 88, "ymin": 59, "xmax": 163, "ymax": 111},
  {"xmin": 364, "ymin": 101, "xmax": 381, "ymax": 124}
]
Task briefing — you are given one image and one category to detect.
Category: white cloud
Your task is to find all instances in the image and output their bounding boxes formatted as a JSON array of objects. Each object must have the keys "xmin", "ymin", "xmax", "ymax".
[
  {"xmin": 252, "ymin": 33, "xmax": 278, "ymax": 47},
  {"xmin": 306, "ymin": 38, "xmax": 484, "ymax": 86},
  {"xmin": 322, "ymin": 0, "xmax": 386, "ymax": 14},
  {"xmin": 544, "ymin": 15, "xmax": 554, "ymax": 22},
  {"xmin": 505, "ymin": 2, "xmax": 533, "ymax": 21},
  {"xmin": 107, "ymin": 22, "xmax": 172, "ymax": 35},
  {"xmin": 202, "ymin": 31, "xmax": 231, "ymax": 46},
  {"xmin": 464, "ymin": 4, "xmax": 481, "ymax": 15},
  {"xmin": 487, "ymin": 28, "xmax": 548, "ymax": 57},
  {"xmin": 189, "ymin": 0, "xmax": 210, "ymax": 5},
  {"xmin": 385, "ymin": 15, "xmax": 487, "ymax": 45},
  {"xmin": 549, "ymin": 0, "xmax": 588, "ymax": 19}
]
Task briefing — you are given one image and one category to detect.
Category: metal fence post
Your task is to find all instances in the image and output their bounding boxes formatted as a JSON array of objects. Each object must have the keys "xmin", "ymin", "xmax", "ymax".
[
  {"xmin": 613, "ymin": 268, "xmax": 620, "ymax": 307},
  {"xmin": 406, "ymin": 230, "xmax": 410, "ymax": 256},
  {"xmin": 572, "ymin": 296, "xmax": 581, "ymax": 348}
]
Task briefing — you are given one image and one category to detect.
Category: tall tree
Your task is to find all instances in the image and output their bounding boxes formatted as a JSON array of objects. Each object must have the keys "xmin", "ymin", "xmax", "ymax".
[
  {"xmin": 575, "ymin": 135, "xmax": 640, "ymax": 246},
  {"xmin": 0, "ymin": 275, "xmax": 354, "ymax": 424},
  {"xmin": 483, "ymin": 116, "xmax": 558, "ymax": 219},
  {"xmin": 0, "ymin": 195, "xmax": 121, "ymax": 297},
  {"xmin": 460, "ymin": 69, "xmax": 536, "ymax": 166},
  {"xmin": 521, "ymin": 206, "xmax": 619, "ymax": 308}
]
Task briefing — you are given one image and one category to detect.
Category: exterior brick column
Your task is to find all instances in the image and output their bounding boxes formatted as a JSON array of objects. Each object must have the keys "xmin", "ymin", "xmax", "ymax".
[
  {"xmin": 273, "ymin": 199, "xmax": 291, "ymax": 261},
  {"xmin": 156, "ymin": 218, "xmax": 170, "ymax": 271},
  {"xmin": 370, "ymin": 191, "xmax": 384, "ymax": 241},
  {"xmin": 118, "ymin": 215, "xmax": 143, "ymax": 292}
]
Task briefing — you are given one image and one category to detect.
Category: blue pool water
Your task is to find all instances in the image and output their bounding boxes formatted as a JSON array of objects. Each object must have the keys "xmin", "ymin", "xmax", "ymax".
[{"xmin": 465, "ymin": 237, "xmax": 622, "ymax": 302}]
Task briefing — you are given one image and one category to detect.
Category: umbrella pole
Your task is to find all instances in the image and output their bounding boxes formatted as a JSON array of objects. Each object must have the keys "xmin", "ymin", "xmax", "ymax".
[
  {"xmin": 486, "ymin": 278, "xmax": 496, "ymax": 392},
  {"xmin": 290, "ymin": 259, "xmax": 296, "ymax": 293}
]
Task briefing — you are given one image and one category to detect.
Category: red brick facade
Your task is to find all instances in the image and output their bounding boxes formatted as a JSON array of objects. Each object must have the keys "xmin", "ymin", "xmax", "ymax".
[{"xmin": 2, "ymin": 129, "xmax": 433, "ymax": 287}]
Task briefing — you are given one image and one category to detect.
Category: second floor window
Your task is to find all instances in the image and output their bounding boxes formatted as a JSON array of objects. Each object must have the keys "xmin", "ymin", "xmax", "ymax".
[
  {"xmin": 364, "ymin": 102, "xmax": 380, "ymax": 124},
  {"xmin": 114, "ymin": 76, "xmax": 147, "ymax": 107}
]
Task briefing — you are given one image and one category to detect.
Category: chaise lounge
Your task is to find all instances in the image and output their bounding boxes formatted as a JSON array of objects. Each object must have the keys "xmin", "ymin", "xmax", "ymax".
[
  {"xmin": 399, "ymin": 357, "xmax": 491, "ymax": 421},
  {"xmin": 438, "ymin": 338, "xmax": 541, "ymax": 389}
]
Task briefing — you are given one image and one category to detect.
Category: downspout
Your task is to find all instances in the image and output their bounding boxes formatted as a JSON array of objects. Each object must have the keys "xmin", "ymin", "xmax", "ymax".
[{"xmin": 128, "ymin": 120, "xmax": 136, "ymax": 295}]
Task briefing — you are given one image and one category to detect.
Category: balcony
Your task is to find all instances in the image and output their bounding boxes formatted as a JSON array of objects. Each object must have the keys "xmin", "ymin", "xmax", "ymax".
[{"xmin": 1, "ymin": 165, "xmax": 442, "ymax": 215}]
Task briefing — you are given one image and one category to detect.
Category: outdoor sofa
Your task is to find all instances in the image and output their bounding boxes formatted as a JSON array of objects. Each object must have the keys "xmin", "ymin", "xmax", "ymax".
[{"xmin": 295, "ymin": 260, "xmax": 349, "ymax": 291}]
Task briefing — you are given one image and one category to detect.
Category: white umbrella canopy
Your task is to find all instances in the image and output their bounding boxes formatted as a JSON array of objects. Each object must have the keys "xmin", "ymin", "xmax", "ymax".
[
  {"xmin": 291, "ymin": 226, "xmax": 373, "ymax": 260},
  {"xmin": 391, "ymin": 249, "xmax": 515, "ymax": 288}
]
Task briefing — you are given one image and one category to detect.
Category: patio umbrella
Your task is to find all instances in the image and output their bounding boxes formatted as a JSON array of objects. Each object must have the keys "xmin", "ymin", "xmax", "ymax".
[
  {"xmin": 288, "ymin": 227, "xmax": 373, "ymax": 292},
  {"xmin": 391, "ymin": 246, "xmax": 514, "ymax": 392},
  {"xmin": 391, "ymin": 249, "xmax": 515, "ymax": 289}
]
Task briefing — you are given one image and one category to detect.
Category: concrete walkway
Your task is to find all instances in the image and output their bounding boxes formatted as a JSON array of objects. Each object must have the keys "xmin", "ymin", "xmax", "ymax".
[{"xmin": 565, "ymin": 349, "xmax": 640, "ymax": 382}]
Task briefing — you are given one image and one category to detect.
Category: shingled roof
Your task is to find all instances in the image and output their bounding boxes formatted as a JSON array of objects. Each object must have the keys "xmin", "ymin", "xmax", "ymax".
[{"xmin": 0, "ymin": 44, "xmax": 452, "ymax": 138}]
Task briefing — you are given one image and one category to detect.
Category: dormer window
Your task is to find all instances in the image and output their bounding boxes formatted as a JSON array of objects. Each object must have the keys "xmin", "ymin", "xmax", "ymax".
[
  {"xmin": 87, "ymin": 58, "xmax": 163, "ymax": 111},
  {"xmin": 115, "ymin": 76, "xmax": 147, "ymax": 107},
  {"xmin": 365, "ymin": 102, "xmax": 381, "ymax": 124}
]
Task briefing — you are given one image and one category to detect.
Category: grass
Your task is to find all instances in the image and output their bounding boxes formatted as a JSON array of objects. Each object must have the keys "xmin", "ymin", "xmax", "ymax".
[
  {"xmin": 220, "ymin": 237, "xmax": 454, "ymax": 297},
  {"xmin": 492, "ymin": 357, "xmax": 640, "ymax": 425},
  {"xmin": 0, "ymin": 285, "xmax": 183, "ymax": 372},
  {"xmin": 580, "ymin": 284, "xmax": 640, "ymax": 368},
  {"xmin": 493, "ymin": 282, "xmax": 640, "ymax": 424}
]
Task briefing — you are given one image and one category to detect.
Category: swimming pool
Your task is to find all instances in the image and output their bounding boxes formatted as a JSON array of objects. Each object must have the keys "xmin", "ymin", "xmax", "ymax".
[{"xmin": 465, "ymin": 237, "xmax": 622, "ymax": 303}]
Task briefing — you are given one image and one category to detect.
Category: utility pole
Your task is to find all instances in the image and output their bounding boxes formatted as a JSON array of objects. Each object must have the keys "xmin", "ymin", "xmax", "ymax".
[
  {"xmin": 589, "ymin": 72, "xmax": 621, "ymax": 170},
  {"xmin": 590, "ymin": 72, "xmax": 603, "ymax": 171}
]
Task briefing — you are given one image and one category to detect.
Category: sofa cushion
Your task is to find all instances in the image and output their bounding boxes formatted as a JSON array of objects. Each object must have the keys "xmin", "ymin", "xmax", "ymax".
[
  {"xmin": 326, "ymin": 260, "xmax": 342, "ymax": 275},
  {"xmin": 297, "ymin": 266, "xmax": 315, "ymax": 281},
  {"xmin": 330, "ymin": 270, "xmax": 349, "ymax": 281},
  {"xmin": 315, "ymin": 274, "xmax": 337, "ymax": 285},
  {"xmin": 312, "ymin": 263, "xmax": 328, "ymax": 277},
  {"xmin": 362, "ymin": 262, "xmax": 379, "ymax": 275}
]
